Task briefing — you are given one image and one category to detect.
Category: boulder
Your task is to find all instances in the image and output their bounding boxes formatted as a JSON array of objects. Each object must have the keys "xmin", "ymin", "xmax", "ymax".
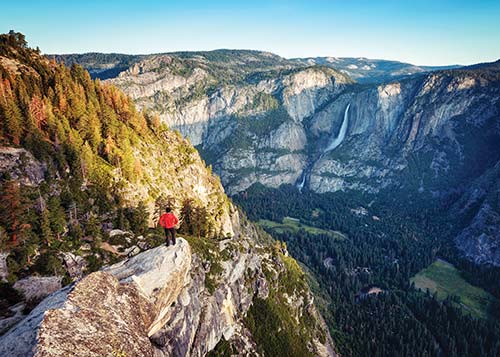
[
  {"xmin": 108, "ymin": 229, "xmax": 129, "ymax": 237},
  {"xmin": 0, "ymin": 239, "xmax": 191, "ymax": 356},
  {"xmin": 124, "ymin": 245, "xmax": 141, "ymax": 257},
  {"xmin": 0, "ymin": 147, "xmax": 45, "ymax": 186},
  {"xmin": 13, "ymin": 276, "xmax": 62, "ymax": 302},
  {"xmin": 61, "ymin": 253, "xmax": 86, "ymax": 280}
]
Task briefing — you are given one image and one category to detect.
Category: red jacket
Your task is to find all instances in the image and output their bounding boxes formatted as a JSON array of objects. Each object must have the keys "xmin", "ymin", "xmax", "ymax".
[{"xmin": 159, "ymin": 213, "xmax": 179, "ymax": 229}]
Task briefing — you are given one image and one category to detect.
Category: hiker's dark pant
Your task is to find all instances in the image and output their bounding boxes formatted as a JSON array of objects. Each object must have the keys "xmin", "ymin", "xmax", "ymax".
[{"xmin": 164, "ymin": 228, "xmax": 176, "ymax": 246}]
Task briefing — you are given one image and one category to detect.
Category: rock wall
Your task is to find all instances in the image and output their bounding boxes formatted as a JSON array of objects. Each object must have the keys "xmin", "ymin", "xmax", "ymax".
[
  {"xmin": 453, "ymin": 161, "xmax": 500, "ymax": 266},
  {"xmin": 108, "ymin": 56, "xmax": 500, "ymax": 198}
]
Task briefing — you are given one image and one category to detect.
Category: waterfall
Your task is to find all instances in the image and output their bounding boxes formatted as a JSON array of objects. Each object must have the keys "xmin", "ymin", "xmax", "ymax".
[
  {"xmin": 297, "ymin": 172, "xmax": 306, "ymax": 192},
  {"xmin": 297, "ymin": 103, "xmax": 351, "ymax": 192},
  {"xmin": 325, "ymin": 103, "xmax": 350, "ymax": 152}
]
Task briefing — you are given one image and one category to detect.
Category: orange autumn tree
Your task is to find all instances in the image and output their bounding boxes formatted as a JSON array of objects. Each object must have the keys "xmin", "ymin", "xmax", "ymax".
[
  {"xmin": 28, "ymin": 94, "xmax": 47, "ymax": 131},
  {"xmin": 0, "ymin": 180, "xmax": 30, "ymax": 245}
]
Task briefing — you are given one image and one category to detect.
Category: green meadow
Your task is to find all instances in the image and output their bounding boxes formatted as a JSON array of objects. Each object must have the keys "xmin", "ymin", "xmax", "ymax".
[
  {"xmin": 258, "ymin": 217, "xmax": 346, "ymax": 240},
  {"xmin": 411, "ymin": 259, "xmax": 495, "ymax": 319}
]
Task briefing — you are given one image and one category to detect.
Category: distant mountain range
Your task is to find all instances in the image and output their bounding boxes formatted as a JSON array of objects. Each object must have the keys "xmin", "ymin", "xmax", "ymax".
[
  {"xmin": 290, "ymin": 56, "xmax": 461, "ymax": 83},
  {"xmin": 52, "ymin": 50, "xmax": 462, "ymax": 83}
]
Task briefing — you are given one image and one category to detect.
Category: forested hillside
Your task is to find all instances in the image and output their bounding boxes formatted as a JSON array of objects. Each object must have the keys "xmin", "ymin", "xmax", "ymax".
[
  {"xmin": 235, "ymin": 184, "xmax": 500, "ymax": 356},
  {"xmin": 0, "ymin": 31, "xmax": 235, "ymax": 282}
]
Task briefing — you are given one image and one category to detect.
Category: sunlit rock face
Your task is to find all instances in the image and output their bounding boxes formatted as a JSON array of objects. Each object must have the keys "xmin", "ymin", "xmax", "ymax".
[
  {"xmin": 105, "ymin": 54, "xmax": 499, "ymax": 201},
  {"xmin": 0, "ymin": 240, "xmax": 191, "ymax": 357}
]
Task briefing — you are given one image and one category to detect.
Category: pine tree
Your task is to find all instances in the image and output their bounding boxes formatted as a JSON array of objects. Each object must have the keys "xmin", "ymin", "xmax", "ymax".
[
  {"xmin": 48, "ymin": 196, "xmax": 66, "ymax": 239},
  {"xmin": 0, "ymin": 79, "xmax": 23, "ymax": 145},
  {"xmin": 0, "ymin": 180, "xmax": 29, "ymax": 244},
  {"xmin": 179, "ymin": 198, "xmax": 195, "ymax": 235},
  {"xmin": 126, "ymin": 201, "xmax": 149, "ymax": 235},
  {"xmin": 40, "ymin": 208, "xmax": 53, "ymax": 246},
  {"xmin": 193, "ymin": 205, "xmax": 209, "ymax": 238}
]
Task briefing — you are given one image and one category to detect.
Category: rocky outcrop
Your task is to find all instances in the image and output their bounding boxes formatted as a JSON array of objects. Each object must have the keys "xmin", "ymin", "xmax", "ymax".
[
  {"xmin": 151, "ymin": 217, "xmax": 335, "ymax": 357},
  {"xmin": 60, "ymin": 253, "xmax": 86, "ymax": 280},
  {"xmin": 0, "ymin": 147, "xmax": 45, "ymax": 186},
  {"xmin": 0, "ymin": 232, "xmax": 334, "ymax": 356},
  {"xmin": 13, "ymin": 276, "xmax": 62, "ymax": 303},
  {"xmin": 103, "ymin": 239, "xmax": 192, "ymax": 337},
  {"xmin": 0, "ymin": 239, "xmax": 191, "ymax": 356},
  {"xmin": 36, "ymin": 272, "xmax": 158, "ymax": 357}
]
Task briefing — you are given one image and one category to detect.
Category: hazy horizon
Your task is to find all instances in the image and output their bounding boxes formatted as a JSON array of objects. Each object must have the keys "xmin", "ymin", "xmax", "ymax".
[{"xmin": 2, "ymin": 0, "xmax": 500, "ymax": 67}]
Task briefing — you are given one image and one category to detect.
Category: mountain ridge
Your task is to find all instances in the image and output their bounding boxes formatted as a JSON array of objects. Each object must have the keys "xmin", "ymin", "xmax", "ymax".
[{"xmin": 52, "ymin": 49, "xmax": 465, "ymax": 84}]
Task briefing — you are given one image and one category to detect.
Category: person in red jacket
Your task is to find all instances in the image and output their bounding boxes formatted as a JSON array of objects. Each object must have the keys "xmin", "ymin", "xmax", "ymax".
[{"xmin": 159, "ymin": 207, "xmax": 179, "ymax": 246}]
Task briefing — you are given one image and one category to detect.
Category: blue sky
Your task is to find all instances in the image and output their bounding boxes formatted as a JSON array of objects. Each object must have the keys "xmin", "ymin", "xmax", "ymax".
[{"xmin": 1, "ymin": 0, "xmax": 499, "ymax": 65}]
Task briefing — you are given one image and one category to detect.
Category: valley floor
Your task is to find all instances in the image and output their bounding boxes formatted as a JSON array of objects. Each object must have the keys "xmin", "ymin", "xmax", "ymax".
[
  {"xmin": 258, "ymin": 217, "xmax": 346, "ymax": 240},
  {"xmin": 411, "ymin": 259, "xmax": 495, "ymax": 319}
]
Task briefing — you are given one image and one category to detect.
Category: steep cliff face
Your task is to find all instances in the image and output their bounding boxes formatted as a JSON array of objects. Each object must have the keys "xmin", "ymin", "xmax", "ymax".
[
  {"xmin": 308, "ymin": 70, "xmax": 500, "ymax": 194},
  {"xmin": 106, "ymin": 56, "xmax": 499, "ymax": 198},
  {"xmin": 152, "ymin": 215, "xmax": 335, "ymax": 357},
  {"xmin": 452, "ymin": 161, "xmax": 500, "ymax": 266},
  {"xmin": 0, "ymin": 230, "xmax": 335, "ymax": 357},
  {"xmin": 102, "ymin": 53, "xmax": 352, "ymax": 194},
  {"xmin": 109, "ymin": 59, "xmax": 351, "ymax": 145}
]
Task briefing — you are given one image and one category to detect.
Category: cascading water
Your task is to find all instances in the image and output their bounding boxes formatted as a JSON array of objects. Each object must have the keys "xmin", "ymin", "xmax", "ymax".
[
  {"xmin": 297, "ymin": 103, "xmax": 351, "ymax": 192},
  {"xmin": 325, "ymin": 103, "xmax": 350, "ymax": 152},
  {"xmin": 297, "ymin": 172, "xmax": 306, "ymax": 191}
]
